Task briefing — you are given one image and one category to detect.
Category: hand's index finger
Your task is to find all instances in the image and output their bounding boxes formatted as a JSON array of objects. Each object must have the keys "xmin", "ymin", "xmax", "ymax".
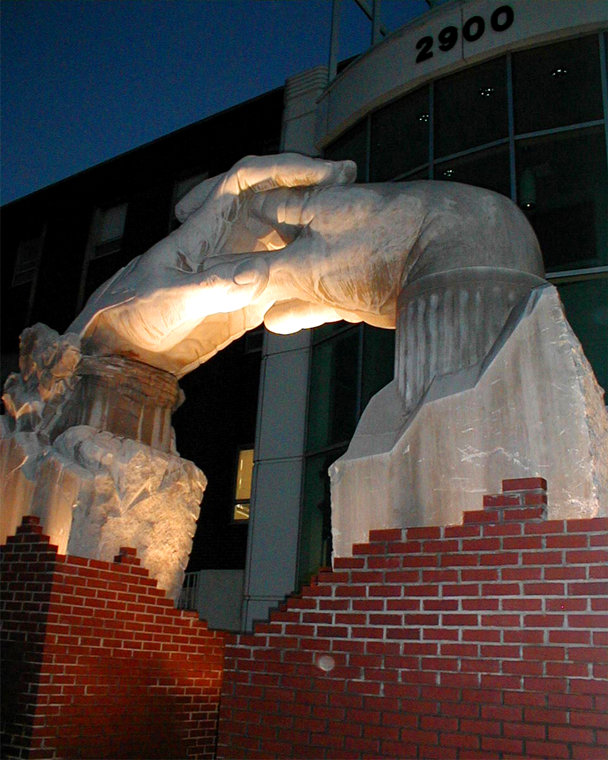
[
  {"xmin": 175, "ymin": 154, "xmax": 356, "ymax": 223},
  {"xmin": 219, "ymin": 154, "xmax": 357, "ymax": 197}
]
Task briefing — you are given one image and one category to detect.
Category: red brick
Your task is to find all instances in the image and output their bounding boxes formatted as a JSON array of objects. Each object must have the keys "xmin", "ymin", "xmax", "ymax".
[
  {"xmin": 502, "ymin": 477, "xmax": 547, "ymax": 492},
  {"xmin": 569, "ymin": 711, "xmax": 608, "ymax": 729},
  {"xmin": 368, "ymin": 528, "xmax": 403, "ymax": 542},
  {"xmin": 483, "ymin": 493, "xmax": 521, "ymax": 507},
  {"xmin": 501, "ymin": 566, "xmax": 541, "ymax": 581},
  {"xmin": 568, "ymin": 614, "xmax": 608, "ymax": 628},
  {"xmin": 567, "ymin": 549, "xmax": 608, "ymax": 564},
  {"xmin": 546, "ymin": 533, "xmax": 589, "ymax": 548},
  {"xmin": 567, "ymin": 517, "xmax": 608, "ymax": 533},
  {"xmin": 503, "ymin": 506, "xmax": 546, "ymax": 522},
  {"xmin": 441, "ymin": 732, "xmax": 481, "ymax": 749},
  {"xmin": 406, "ymin": 526, "xmax": 442, "ymax": 540},
  {"xmin": 464, "ymin": 509, "xmax": 500, "ymax": 524},
  {"xmin": 549, "ymin": 725, "xmax": 595, "ymax": 744},
  {"xmin": 460, "ymin": 718, "xmax": 501, "ymax": 736},
  {"xmin": 502, "ymin": 535, "xmax": 543, "ymax": 550},
  {"xmin": 400, "ymin": 728, "xmax": 439, "ymax": 746}
]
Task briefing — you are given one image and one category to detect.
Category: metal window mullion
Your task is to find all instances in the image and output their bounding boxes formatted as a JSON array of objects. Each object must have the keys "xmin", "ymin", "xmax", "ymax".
[
  {"xmin": 24, "ymin": 223, "xmax": 47, "ymax": 328},
  {"xmin": 328, "ymin": 0, "xmax": 342, "ymax": 82},
  {"xmin": 356, "ymin": 324, "xmax": 365, "ymax": 419},
  {"xmin": 428, "ymin": 82, "xmax": 435, "ymax": 179},
  {"xmin": 77, "ymin": 208, "xmax": 103, "ymax": 313},
  {"xmin": 506, "ymin": 53, "xmax": 517, "ymax": 203},
  {"xmin": 513, "ymin": 120, "xmax": 605, "ymax": 143},
  {"xmin": 365, "ymin": 114, "xmax": 372, "ymax": 182},
  {"xmin": 546, "ymin": 265, "xmax": 608, "ymax": 282},
  {"xmin": 434, "ymin": 136, "xmax": 511, "ymax": 165},
  {"xmin": 391, "ymin": 163, "xmax": 432, "ymax": 182},
  {"xmin": 599, "ymin": 32, "xmax": 608, "ymax": 178}
]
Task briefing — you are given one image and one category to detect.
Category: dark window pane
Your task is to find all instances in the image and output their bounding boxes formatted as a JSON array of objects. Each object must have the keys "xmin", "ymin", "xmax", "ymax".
[
  {"xmin": 361, "ymin": 325, "xmax": 395, "ymax": 409},
  {"xmin": 298, "ymin": 449, "xmax": 344, "ymax": 589},
  {"xmin": 516, "ymin": 127, "xmax": 607, "ymax": 271},
  {"xmin": 435, "ymin": 57, "xmax": 508, "ymax": 157},
  {"xmin": 513, "ymin": 36, "xmax": 602, "ymax": 134},
  {"xmin": 556, "ymin": 276, "xmax": 608, "ymax": 394},
  {"xmin": 370, "ymin": 86, "xmax": 430, "ymax": 181},
  {"xmin": 324, "ymin": 120, "xmax": 368, "ymax": 181},
  {"xmin": 435, "ymin": 144, "xmax": 511, "ymax": 198},
  {"xmin": 307, "ymin": 327, "xmax": 360, "ymax": 450}
]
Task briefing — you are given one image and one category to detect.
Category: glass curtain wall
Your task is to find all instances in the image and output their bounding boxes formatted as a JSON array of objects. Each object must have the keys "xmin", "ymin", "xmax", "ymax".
[{"xmin": 297, "ymin": 33, "xmax": 608, "ymax": 585}]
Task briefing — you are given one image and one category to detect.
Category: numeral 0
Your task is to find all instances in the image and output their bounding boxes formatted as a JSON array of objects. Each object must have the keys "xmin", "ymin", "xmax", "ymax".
[
  {"xmin": 415, "ymin": 5, "xmax": 514, "ymax": 64},
  {"xmin": 463, "ymin": 16, "xmax": 485, "ymax": 42}
]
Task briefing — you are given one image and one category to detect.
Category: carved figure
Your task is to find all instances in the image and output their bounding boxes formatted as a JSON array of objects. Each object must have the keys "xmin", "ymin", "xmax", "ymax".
[
  {"xmin": 70, "ymin": 154, "xmax": 543, "ymax": 381},
  {"xmin": 2, "ymin": 154, "xmax": 607, "ymax": 590}
]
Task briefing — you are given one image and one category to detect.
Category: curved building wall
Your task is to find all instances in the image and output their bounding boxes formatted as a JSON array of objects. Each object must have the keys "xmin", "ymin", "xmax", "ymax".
[{"xmin": 298, "ymin": 1, "xmax": 607, "ymax": 589}]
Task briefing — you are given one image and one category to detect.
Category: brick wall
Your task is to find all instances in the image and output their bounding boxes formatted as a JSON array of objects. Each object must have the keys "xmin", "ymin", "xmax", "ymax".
[
  {"xmin": 3, "ymin": 480, "xmax": 607, "ymax": 760},
  {"xmin": 1, "ymin": 517, "xmax": 226, "ymax": 760},
  {"xmin": 218, "ymin": 479, "xmax": 608, "ymax": 759}
]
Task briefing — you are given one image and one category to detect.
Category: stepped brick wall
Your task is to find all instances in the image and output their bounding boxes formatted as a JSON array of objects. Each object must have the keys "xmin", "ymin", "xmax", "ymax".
[
  {"xmin": 218, "ymin": 479, "xmax": 608, "ymax": 759},
  {"xmin": 2, "ymin": 479, "xmax": 607, "ymax": 760},
  {"xmin": 1, "ymin": 517, "xmax": 226, "ymax": 760}
]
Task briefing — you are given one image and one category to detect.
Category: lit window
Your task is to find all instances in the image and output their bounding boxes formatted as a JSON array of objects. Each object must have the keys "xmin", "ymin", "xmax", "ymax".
[
  {"xmin": 92, "ymin": 203, "xmax": 128, "ymax": 259},
  {"xmin": 232, "ymin": 448, "xmax": 254, "ymax": 522},
  {"xmin": 12, "ymin": 236, "xmax": 42, "ymax": 287}
]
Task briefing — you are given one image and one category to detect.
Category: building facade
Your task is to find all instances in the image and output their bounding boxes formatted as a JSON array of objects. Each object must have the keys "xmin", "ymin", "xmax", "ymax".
[
  {"xmin": 243, "ymin": 0, "xmax": 608, "ymax": 629},
  {"xmin": 2, "ymin": 0, "xmax": 606, "ymax": 630}
]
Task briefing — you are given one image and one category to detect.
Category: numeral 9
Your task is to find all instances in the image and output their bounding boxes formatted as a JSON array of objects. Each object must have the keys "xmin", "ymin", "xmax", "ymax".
[{"xmin": 438, "ymin": 26, "xmax": 458, "ymax": 52}]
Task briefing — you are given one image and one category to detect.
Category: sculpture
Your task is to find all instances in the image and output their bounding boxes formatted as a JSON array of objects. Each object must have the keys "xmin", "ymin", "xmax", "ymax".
[{"xmin": 2, "ymin": 154, "xmax": 607, "ymax": 592}]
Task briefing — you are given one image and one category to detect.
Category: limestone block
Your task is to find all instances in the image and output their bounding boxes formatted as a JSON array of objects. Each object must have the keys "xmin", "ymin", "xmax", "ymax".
[
  {"xmin": 1, "ymin": 324, "xmax": 205, "ymax": 600},
  {"xmin": 330, "ymin": 285, "xmax": 608, "ymax": 557},
  {"xmin": 57, "ymin": 426, "xmax": 206, "ymax": 600}
]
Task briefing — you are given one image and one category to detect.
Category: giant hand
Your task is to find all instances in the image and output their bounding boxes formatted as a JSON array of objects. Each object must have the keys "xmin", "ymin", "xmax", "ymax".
[
  {"xmin": 70, "ymin": 154, "xmax": 357, "ymax": 376},
  {"xmin": 71, "ymin": 154, "xmax": 543, "ymax": 377}
]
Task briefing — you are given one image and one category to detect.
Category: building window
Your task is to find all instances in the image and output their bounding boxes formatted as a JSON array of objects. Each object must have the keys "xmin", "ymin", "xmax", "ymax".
[
  {"xmin": 12, "ymin": 235, "xmax": 43, "ymax": 287},
  {"xmin": 170, "ymin": 172, "xmax": 208, "ymax": 230},
  {"xmin": 436, "ymin": 143, "xmax": 511, "ymax": 197},
  {"xmin": 299, "ymin": 323, "xmax": 395, "ymax": 588},
  {"xmin": 512, "ymin": 35, "xmax": 603, "ymax": 135},
  {"xmin": 370, "ymin": 85, "xmax": 430, "ymax": 181},
  {"xmin": 323, "ymin": 32, "xmax": 607, "ymax": 396},
  {"xmin": 92, "ymin": 203, "xmax": 128, "ymax": 259},
  {"xmin": 232, "ymin": 448, "xmax": 254, "ymax": 522},
  {"xmin": 324, "ymin": 120, "xmax": 368, "ymax": 182},
  {"xmin": 516, "ymin": 126, "xmax": 607, "ymax": 272},
  {"xmin": 434, "ymin": 56, "xmax": 508, "ymax": 159}
]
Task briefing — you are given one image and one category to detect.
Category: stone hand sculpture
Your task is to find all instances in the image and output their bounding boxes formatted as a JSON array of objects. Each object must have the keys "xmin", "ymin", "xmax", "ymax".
[
  {"xmin": 71, "ymin": 154, "xmax": 358, "ymax": 376},
  {"xmin": 72, "ymin": 153, "xmax": 544, "ymax": 380},
  {"xmin": 3, "ymin": 154, "xmax": 607, "ymax": 589}
]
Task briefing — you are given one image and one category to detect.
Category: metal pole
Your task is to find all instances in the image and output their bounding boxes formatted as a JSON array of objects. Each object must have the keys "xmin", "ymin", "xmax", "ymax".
[{"xmin": 328, "ymin": 0, "xmax": 341, "ymax": 82}]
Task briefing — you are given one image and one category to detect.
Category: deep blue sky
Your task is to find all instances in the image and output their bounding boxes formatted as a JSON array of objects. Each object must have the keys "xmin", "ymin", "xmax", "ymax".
[{"xmin": 1, "ymin": 0, "xmax": 430, "ymax": 204}]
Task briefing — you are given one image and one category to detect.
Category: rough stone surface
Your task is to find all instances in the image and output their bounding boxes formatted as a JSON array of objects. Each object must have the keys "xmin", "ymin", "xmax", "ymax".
[
  {"xmin": 1, "ymin": 324, "xmax": 205, "ymax": 600},
  {"xmin": 331, "ymin": 284, "xmax": 608, "ymax": 557}
]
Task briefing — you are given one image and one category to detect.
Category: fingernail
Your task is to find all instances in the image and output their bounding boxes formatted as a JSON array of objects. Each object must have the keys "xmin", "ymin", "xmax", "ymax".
[{"xmin": 233, "ymin": 258, "xmax": 268, "ymax": 286}]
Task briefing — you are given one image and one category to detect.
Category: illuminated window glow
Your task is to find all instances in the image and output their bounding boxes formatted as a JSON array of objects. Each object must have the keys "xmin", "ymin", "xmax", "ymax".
[{"xmin": 232, "ymin": 448, "xmax": 254, "ymax": 522}]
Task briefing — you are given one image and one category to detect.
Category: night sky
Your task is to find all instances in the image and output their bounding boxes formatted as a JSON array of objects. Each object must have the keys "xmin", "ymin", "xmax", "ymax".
[{"xmin": 1, "ymin": 0, "xmax": 429, "ymax": 205}]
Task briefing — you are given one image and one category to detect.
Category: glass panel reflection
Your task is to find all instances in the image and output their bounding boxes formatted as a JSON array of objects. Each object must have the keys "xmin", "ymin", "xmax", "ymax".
[
  {"xmin": 513, "ymin": 36, "xmax": 602, "ymax": 134},
  {"xmin": 232, "ymin": 448, "xmax": 254, "ymax": 522},
  {"xmin": 324, "ymin": 120, "xmax": 368, "ymax": 182},
  {"xmin": 298, "ymin": 449, "xmax": 343, "ymax": 589},
  {"xmin": 555, "ymin": 276, "xmax": 608, "ymax": 393},
  {"xmin": 307, "ymin": 327, "xmax": 360, "ymax": 450},
  {"xmin": 361, "ymin": 325, "xmax": 395, "ymax": 410},
  {"xmin": 435, "ymin": 57, "xmax": 508, "ymax": 157},
  {"xmin": 435, "ymin": 144, "xmax": 511, "ymax": 197},
  {"xmin": 370, "ymin": 86, "xmax": 430, "ymax": 181},
  {"xmin": 516, "ymin": 127, "xmax": 607, "ymax": 271}
]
